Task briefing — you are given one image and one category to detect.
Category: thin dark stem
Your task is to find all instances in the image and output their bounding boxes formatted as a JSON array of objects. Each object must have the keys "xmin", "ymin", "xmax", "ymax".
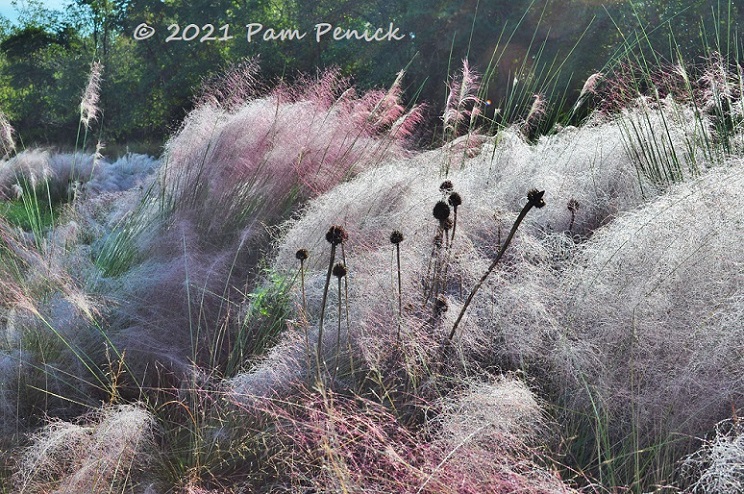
[
  {"xmin": 341, "ymin": 244, "xmax": 350, "ymax": 345},
  {"xmin": 395, "ymin": 243, "xmax": 402, "ymax": 343},
  {"xmin": 448, "ymin": 202, "xmax": 535, "ymax": 342},
  {"xmin": 334, "ymin": 276, "xmax": 342, "ymax": 381},
  {"xmin": 317, "ymin": 244, "xmax": 336, "ymax": 376},
  {"xmin": 300, "ymin": 260, "xmax": 306, "ymax": 314},
  {"xmin": 569, "ymin": 210, "xmax": 575, "ymax": 233},
  {"xmin": 451, "ymin": 207, "xmax": 458, "ymax": 242}
]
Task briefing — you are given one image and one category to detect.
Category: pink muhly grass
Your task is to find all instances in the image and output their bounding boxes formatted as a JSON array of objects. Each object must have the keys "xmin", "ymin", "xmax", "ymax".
[
  {"xmin": 240, "ymin": 388, "xmax": 425, "ymax": 492},
  {"xmin": 161, "ymin": 64, "xmax": 418, "ymax": 245},
  {"xmin": 194, "ymin": 58, "xmax": 261, "ymax": 111}
]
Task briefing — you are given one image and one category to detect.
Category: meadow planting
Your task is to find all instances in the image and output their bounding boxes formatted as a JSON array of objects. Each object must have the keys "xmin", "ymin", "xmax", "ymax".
[{"xmin": 0, "ymin": 51, "xmax": 743, "ymax": 493}]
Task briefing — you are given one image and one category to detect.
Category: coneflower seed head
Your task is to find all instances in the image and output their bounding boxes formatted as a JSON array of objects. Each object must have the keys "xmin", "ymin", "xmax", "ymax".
[
  {"xmin": 332, "ymin": 262, "xmax": 347, "ymax": 278},
  {"xmin": 325, "ymin": 225, "xmax": 348, "ymax": 245},
  {"xmin": 439, "ymin": 180, "xmax": 454, "ymax": 193},
  {"xmin": 390, "ymin": 230, "xmax": 404, "ymax": 244},
  {"xmin": 448, "ymin": 192, "xmax": 462, "ymax": 208},
  {"xmin": 527, "ymin": 189, "xmax": 546, "ymax": 209},
  {"xmin": 435, "ymin": 294, "xmax": 449, "ymax": 315},
  {"xmin": 295, "ymin": 248, "xmax": 309, "ymax": 261},
  {"xmin": 433, "ymin": 201, "xmax": 451, "ymax": 221}
]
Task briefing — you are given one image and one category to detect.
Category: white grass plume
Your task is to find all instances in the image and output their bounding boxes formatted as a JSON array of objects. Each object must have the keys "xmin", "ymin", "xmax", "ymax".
[
  {"xmin": 682, "ymin": 418, "xmax": 744, "ymax": 493},
  {"xmin": 80, "ymin": 61, "xmax": 103, "ymax": 130},
  {"xmin": 15, "ymin": 404, "xmax": 156, "ymax": 493}
]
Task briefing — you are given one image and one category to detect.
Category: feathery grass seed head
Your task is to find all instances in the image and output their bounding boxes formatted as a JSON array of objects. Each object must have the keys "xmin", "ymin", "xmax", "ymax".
[{"xmin": 80, "ymin": 61, "xmax": 103, "ymax": 129}]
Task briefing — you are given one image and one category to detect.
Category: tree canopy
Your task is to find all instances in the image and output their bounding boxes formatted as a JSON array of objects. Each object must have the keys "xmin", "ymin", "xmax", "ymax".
[{"xmin": 0, "ymin": 0, "xmax": 740, "ymax": 147}]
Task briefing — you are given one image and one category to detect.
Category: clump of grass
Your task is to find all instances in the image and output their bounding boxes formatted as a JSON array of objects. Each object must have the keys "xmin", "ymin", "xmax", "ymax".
[
  {"xmin": 14, "ymin": 404, "xmax": 156, "ymax": 493},
  {"xmin": 681, "ymin": 417, "xmax": 744, "ymax": 493}
]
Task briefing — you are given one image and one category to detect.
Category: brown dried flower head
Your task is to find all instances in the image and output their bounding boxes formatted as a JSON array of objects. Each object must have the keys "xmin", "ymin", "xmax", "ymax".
[
  {"xmin": 332, "ymin": 262, "xmax": 347, "ymax": 278},
  {"xmin": 527, "ymin": 189, "xmax": 546, "ymax": 209},
  {"xmin": 433, "ymin": 201, "xmax": 451, "ymax": 221},
  {"xmin": 390, "ymin": 230, "xmax": 404, "ymax": 244},
  {"xmin": 325, "ymin": 225, "xmax": 348, "ymax": 245}
]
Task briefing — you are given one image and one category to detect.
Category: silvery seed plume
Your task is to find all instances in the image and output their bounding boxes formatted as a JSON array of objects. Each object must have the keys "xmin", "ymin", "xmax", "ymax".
[
  {"xmin": 80, "ymin": 61, "xmax": 103, "ymax": 130},
  {"xmin": 0, "ymin": 110, "xmax": 16, "ymax": 157},
  {"xmin": 443, "ymin": 60, "xmax": 481, "ymax": 136}
]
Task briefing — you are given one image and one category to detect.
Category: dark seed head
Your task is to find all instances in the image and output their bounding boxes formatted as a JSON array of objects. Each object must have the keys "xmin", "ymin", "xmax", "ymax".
[
  {"xmin": 433, "ymin": 201, "xmax": 451, "ymax": 221},
  {"xmin": 332, "ymin": 262, "xmax": 347, "ymax": 278},
  {"xmin": 448, "ymin": 192, "xmax": 462, "ymax": 208},
  {"xmin": 439, "ymin": 180, "xmax": 454, "ymax": 193},
  {"xmin": 390, "ymin": 230, "xmax": 404, "ymax": 245},
  {"xmin": 434, "ymin": 294, "xmax": 449, "ymax": 316},
  {"xmin": 527, "ymin": 189, "xmax": 546, "ymax": 209},
  {"xmin": 567, "ymin": 198, "xmax": 579, "ymax": 213},
  {"xmin": 325, "ymin": 225, "xmax": 348, "ymax": 245},
  {"xmin": 295, "ymin": 248, "xmax": 309, "ymax": 261}
]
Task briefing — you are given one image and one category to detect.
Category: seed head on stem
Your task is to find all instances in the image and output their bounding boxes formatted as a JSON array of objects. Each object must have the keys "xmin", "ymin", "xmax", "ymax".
[
  {"xmin": 295, "ymin": 249, "xmax": 309, "ymax": 313},
  {"xmin": 448, "ymin": 189, "xmax": 546, "ymax": 342},
  {"xmin": 332, "ymin": 262, "xmax": 347, "ymax": 378},
  {"xmin": 390, "ymin": 230, "xmax": 404, "ymax": 342},
  {"xmin": 318, "ymin": 226, "xmax": 348, "ymax": 379},
  {"xmin": 448, "ymin": 192, "xmax": 462, "ymax": 241}
]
